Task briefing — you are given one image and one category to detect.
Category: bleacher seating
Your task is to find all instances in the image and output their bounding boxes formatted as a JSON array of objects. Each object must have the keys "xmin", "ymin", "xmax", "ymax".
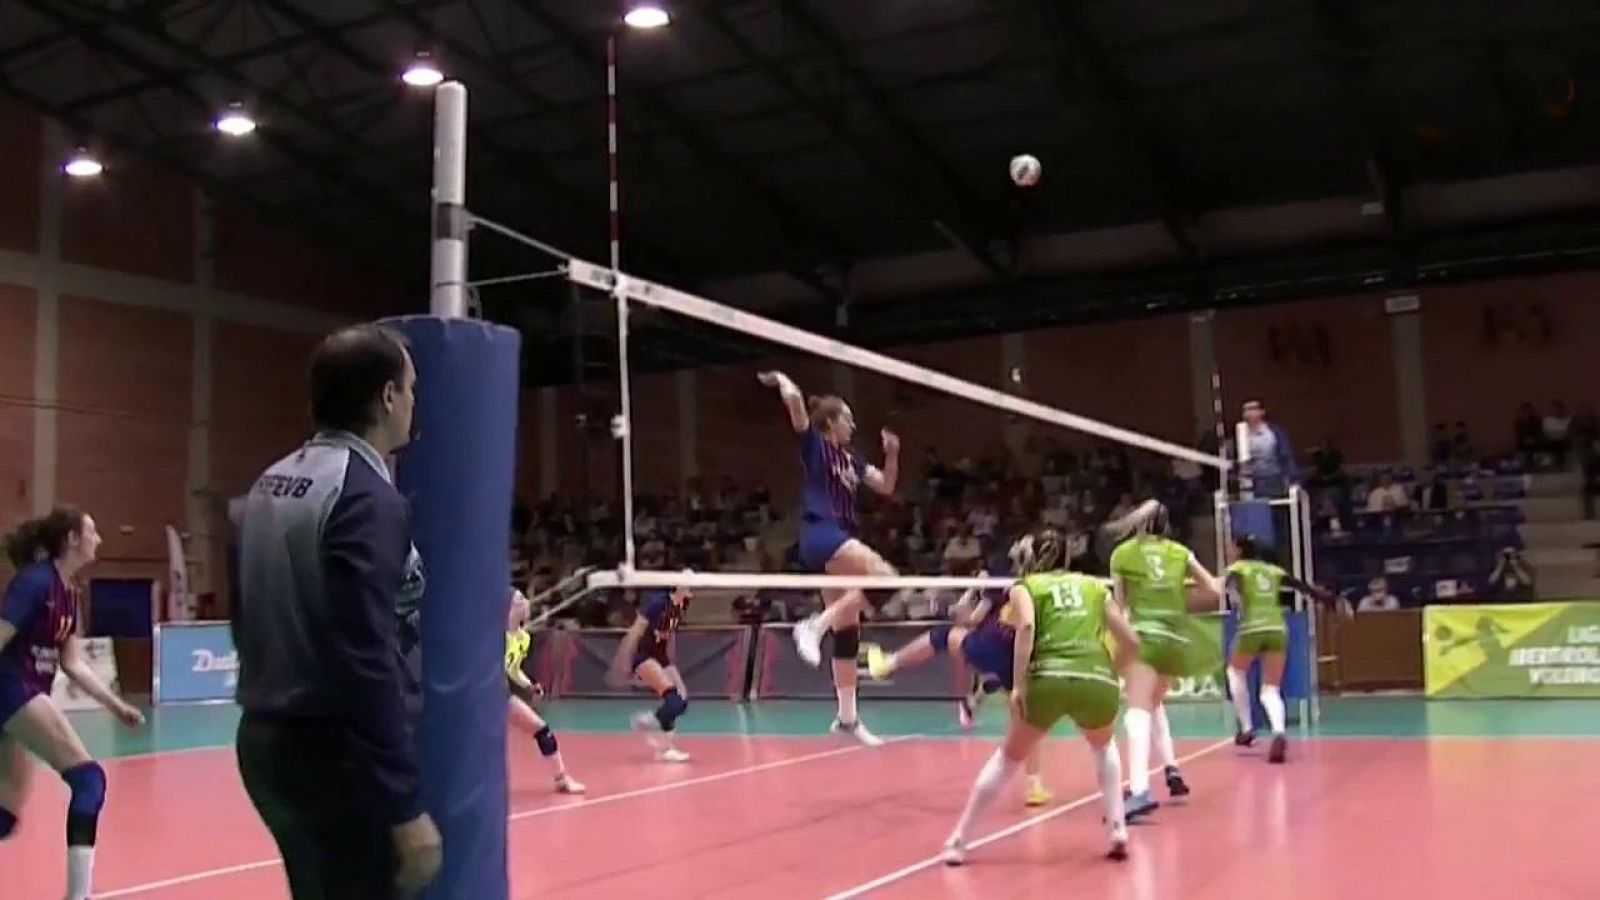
[{"xmin": 1309, "ymin": 462, "xmax": 1530, "ymax": 605}]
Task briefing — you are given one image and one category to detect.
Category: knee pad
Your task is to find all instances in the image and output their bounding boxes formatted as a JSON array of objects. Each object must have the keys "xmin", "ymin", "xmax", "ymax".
[
  {"xmin": 831, "ymin": 626, "xmax": 861, "ymax": 660},
  {"xmin": 928, "ymin": 624, "xmax": 954, "ymax": 655},
  {"xmin": 62, "ymin": 761, "xmax": 106, "ymax": 847},
  {"xmin": 656, "ymin": 688, "xmax": 688, "ymax": 731},
  {"xmin": 0, "ymin": 807, "xmax": 15, "ymax": 840},
  {"xmin": 533, "ymin": 726, "xmax": 559, "ymax": 758}
]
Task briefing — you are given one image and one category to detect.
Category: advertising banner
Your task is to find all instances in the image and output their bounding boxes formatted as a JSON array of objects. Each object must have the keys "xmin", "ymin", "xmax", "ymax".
[
  {"xmin": 557, "ymin": 627, "xmax": 751, "ymax": 700},
  {"xmin": 1424, "ymin": 602, "xmax": 1600, "ymax": 698},
  {"xmin": 155, "ymin": 621, "xmax": 238, "ymax": 704}
]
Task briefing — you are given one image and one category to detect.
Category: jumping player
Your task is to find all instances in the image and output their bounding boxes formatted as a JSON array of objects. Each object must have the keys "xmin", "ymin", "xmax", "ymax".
[
  {"xmin": 611, "ymin": 583, "xmax": 693, "ymax": 763},
  {"xmin": 865, "ymin": 567, "xmax": 1054, "ymax": 806},
  {"xmin": 0, "ymin": 507, "xmax": 144, "ymax": 900},
  {"xmin": 1107, "ymin": 500, "xmax": 1223, "ymax": 821},
  {"xmin": 758, "ymin": 369, "xmax": 899, "ymax": 747},
  {"xmin": 1223, "ymin": 536, "xmax": 1338, "ymax": 764},
  {"xmin": 942, "ymin": 531, "xmax": 1139, "ymax": 865},
  {"xmin": 506, "ymin": 589, "xmax": 585, "ymax": 793}
]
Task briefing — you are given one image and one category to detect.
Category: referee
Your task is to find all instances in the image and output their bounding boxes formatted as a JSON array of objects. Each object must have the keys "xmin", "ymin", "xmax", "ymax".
[{"xmin": 232, "ymin": 324, "xmax": 442, "ymax": 898}]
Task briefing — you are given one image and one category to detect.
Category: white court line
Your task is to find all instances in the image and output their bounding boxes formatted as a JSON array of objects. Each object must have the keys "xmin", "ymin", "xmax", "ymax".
[
  {"xmin": 823, "ymin": 737, "xmax": 1235, "ymax": 900},
  {"xmin": 98, "ymin": 733, "xmax": 920, "ymax": 897}
]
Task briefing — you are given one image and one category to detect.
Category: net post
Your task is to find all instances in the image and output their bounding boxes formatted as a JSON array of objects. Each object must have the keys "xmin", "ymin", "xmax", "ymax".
[
  {"xmin": 430, "ymin": 81, "xmax": 469, "ymax": 318},
  {"xmin": 1295, "ymin": 484, "xmax": 1322, "ymax": 724},
  {"xmin": 605, "ymin": 34, "xmax": 636, "ymax": 571},
  {"xmin": 614, "ymin": 277, "xmax": 637, "ymax": 570},
  {"xmin": 1213, "ymin": 488, "xmax": 1236, "ymax": 733}
]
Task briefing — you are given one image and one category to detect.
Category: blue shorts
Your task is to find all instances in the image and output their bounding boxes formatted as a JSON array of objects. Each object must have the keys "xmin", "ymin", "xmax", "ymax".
[
  {"xmin": 960, "ymin": 626, "xmax": 1014, "ymax": 692},
  {"xmin": 0, "ymin": 674, "xmax": 42, "ymax": 729},
  {"xmin": 632, "ymin": 643, "xmax": 671, "ymax": 672},
  {"xmin": 799, "ymin": 520, "xmax": 853, "ymax": 571}
]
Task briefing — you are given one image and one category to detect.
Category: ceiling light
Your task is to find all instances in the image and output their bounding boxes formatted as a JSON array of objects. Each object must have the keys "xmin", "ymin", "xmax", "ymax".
[
  {"xmin": 63, "ymin": 150, "xmax": 103, "ymax": 178},
  {"xmin": 215, "ymin": 104, "xmax": 257, "ymax": 137},
  {"xmin": 623, "ymin": 3, "xmax": 670, "ymax": 29},
  {"xmin": 402, "ymin": 54, "xmax": 444, "ymax": 87}
]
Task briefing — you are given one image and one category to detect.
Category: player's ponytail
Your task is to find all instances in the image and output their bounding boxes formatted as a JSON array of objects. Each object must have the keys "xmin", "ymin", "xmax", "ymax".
[
  {"xmin": 2, "ymin": 506, "xmax": 86, "ymax": 568},
  {"xmin": 3, "ymin": 518, "xmax": 43, "ymax": 568}
]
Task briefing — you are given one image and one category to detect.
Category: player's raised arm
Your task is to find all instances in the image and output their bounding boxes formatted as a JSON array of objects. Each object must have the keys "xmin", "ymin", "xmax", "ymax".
[
  {"xmin": 758, "ymin": 370, "xmax": 809, "ymax": 433},
  {"xmin": 1185, "ymin": 552, "xmax": 1224, "ymax": 608},
  {"xmin": 863, "ymin": 429, "xmax": 900, "ymax": 496}
]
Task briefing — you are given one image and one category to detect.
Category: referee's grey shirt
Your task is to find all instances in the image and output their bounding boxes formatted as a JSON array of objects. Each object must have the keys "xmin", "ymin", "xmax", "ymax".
[{"xmin": 233, "ymin": 430, "xmax": 424, "ymax": 824}]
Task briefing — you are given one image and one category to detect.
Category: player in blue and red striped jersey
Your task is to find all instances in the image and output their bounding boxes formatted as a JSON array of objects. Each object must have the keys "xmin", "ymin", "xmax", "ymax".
[
  {"xmin": 759, "ymin": 370, "xmax": 900, "ymax": 747},
  {"xmin": 611, "ymin": 582, "xmax": 693, "ymax": 763},
  {"xmin": 865, "ymin": 548, "xmax": 1054, "ymax": 806},
  {"xmin": 0, "ymin": 507, "xmax": 144, "ymax": 900}
]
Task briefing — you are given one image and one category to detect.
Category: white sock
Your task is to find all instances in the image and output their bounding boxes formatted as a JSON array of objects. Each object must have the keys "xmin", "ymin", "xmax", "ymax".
[
  {"xmin": 1152, "ymin": 705, "xmax": 1178, "ymax": 769},
  {"xmin": 951, "ymin": 749, "xmax": 1018, "ymax": 842},
  {"xmin": 549, "ymin": 752, "xmax": 568, "ymax": 777},
  {"xmin": 1260, "ymin": 685, "xmax": 1286, "ymax": 735},
  {"xmin": 1093, "ymin": 740, "xmax": 1127, "ymax": 837},
  {"xmin": 1226, "ymin": 667, "xmax": 1253, "ymax": 732},
  {"xmin": 1124, "ymin": 708, "xmax": 1152, "ymax": 795},
  {"xmin": 66, "ymin": 846, "xmax": 93, "ymax": 900},
  {"xmin": 837, "ymin": 686, "xmax": 858, "ymax": 724}
]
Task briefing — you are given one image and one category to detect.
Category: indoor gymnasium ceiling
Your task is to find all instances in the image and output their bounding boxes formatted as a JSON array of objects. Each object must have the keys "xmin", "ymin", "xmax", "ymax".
[{"xmin": 4, "ymin": 0, "xmax": 1600, "ymax": 381}]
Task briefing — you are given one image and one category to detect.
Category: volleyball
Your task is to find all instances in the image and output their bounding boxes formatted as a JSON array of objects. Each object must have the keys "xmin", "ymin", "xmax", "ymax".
[{"xmin": 1009, "ymin": 153, "xmax": 1041, "ymax": 187}]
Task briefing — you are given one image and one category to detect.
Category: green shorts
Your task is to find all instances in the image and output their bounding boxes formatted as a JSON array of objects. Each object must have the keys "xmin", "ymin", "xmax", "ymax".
[
  {"xmin": 1134, "ymin": 613, "xmax": 1224, "ymax": 678},
  {"xmin": 1024, "ymin": 664, "xmax": 1122, "ymax": 732},
  {"xmin": 1234, "ymin": 627, "xmax": 1288, "ymax": 657}
]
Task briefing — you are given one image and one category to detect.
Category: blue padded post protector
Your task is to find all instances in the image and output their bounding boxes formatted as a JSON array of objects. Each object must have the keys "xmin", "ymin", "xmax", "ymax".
[{"xmin": 384, "ymin": 315, "xmax": 518, "ymax": 900}]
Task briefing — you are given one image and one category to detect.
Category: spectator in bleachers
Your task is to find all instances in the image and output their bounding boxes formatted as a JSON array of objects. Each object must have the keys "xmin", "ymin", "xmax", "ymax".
[
  {"xmin": 1366, "ymin": 473, "xmax": 1412, "ymax": 513},
  {"xmin": 1314, "ymin": 495, "xmax": 1347, "ymax": 536},
  {"xmin": 1515, "ymin": 402, "xmax": 1545, "ymax": 467},
  {"xmin": 1583, "ymin": 447, "xmax": 1600, "ymax": 521},
  {"xmin": 1572, "ymin": 403, "xmax": 1599, "ymax": 459},
  {"xmin": 1543, "ymin": 401, "xmax": 1574, "ymax": 468},
  {"xmin": 1484, "ymin": 547, "xmax": 1535, "ymax": 601},
  {"xmin": 1239, "ymin": 397, "xmax": 1300, "ymax": 498},
  {"xmin": 1357, "ymin": 577, "xmax": 1401, "ymax": 612},
  {"xmin": 1450, "ymin": 421, "xmax": 1476, "ymax": 467},
  {"xmin": 1413, "ymin": 469, "xmax": 1452, "ymax": 512},
  {"xmin": 1430, "ymin": 423, "xmax": 1454, "ymax": 467},
  {"xmin": 1308, "ymin": 437, "xmax": 1346, "ymax": 488},
  {"xmin": 942, "ymin": 524, "xmax": 983, "ymax": 572}
]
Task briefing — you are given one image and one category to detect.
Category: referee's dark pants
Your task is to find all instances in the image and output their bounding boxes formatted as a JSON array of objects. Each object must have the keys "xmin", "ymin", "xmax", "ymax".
[{"xmin": 236, "ymin": 714, "xmax": 400, "ymax": 899}]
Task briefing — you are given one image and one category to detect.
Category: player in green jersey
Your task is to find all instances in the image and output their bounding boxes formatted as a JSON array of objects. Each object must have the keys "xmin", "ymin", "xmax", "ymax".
[
  {"xmin": 1223, "ymin": 536, "xmax": 1338, "ymax": 764},
  {"xmin": 942, "ymin": 530, "xmax": 1142, "ymax": 866},
  {"xmin": 1106, "ymin": 500, "xmax": 1223, "ymax": 821},
  {"xmin": 505, "ymin": 588, "xmax": 585, "ymax": 794}
]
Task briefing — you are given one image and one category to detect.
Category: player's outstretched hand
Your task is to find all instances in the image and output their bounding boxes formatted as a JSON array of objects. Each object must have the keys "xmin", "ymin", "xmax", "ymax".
[
  {"xmin": 881, "ymin": 428, "xmax": 900, "ymax": 456},
  {"xmin": 757, "ymin": 370, "xmax": 785, "ymax": 388}
]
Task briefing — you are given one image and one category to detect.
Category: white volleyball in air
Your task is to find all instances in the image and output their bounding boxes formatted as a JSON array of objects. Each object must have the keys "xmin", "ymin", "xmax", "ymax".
[{"xmin": 1009, "ymin": 153, "xmax": 1041, "ymax": 187}]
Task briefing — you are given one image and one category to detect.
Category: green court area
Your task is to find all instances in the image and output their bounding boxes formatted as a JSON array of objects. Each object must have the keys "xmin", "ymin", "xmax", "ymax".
[{"xmin": 69, "ymin": 694, "xmax": 1600, "ymax": 760}]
